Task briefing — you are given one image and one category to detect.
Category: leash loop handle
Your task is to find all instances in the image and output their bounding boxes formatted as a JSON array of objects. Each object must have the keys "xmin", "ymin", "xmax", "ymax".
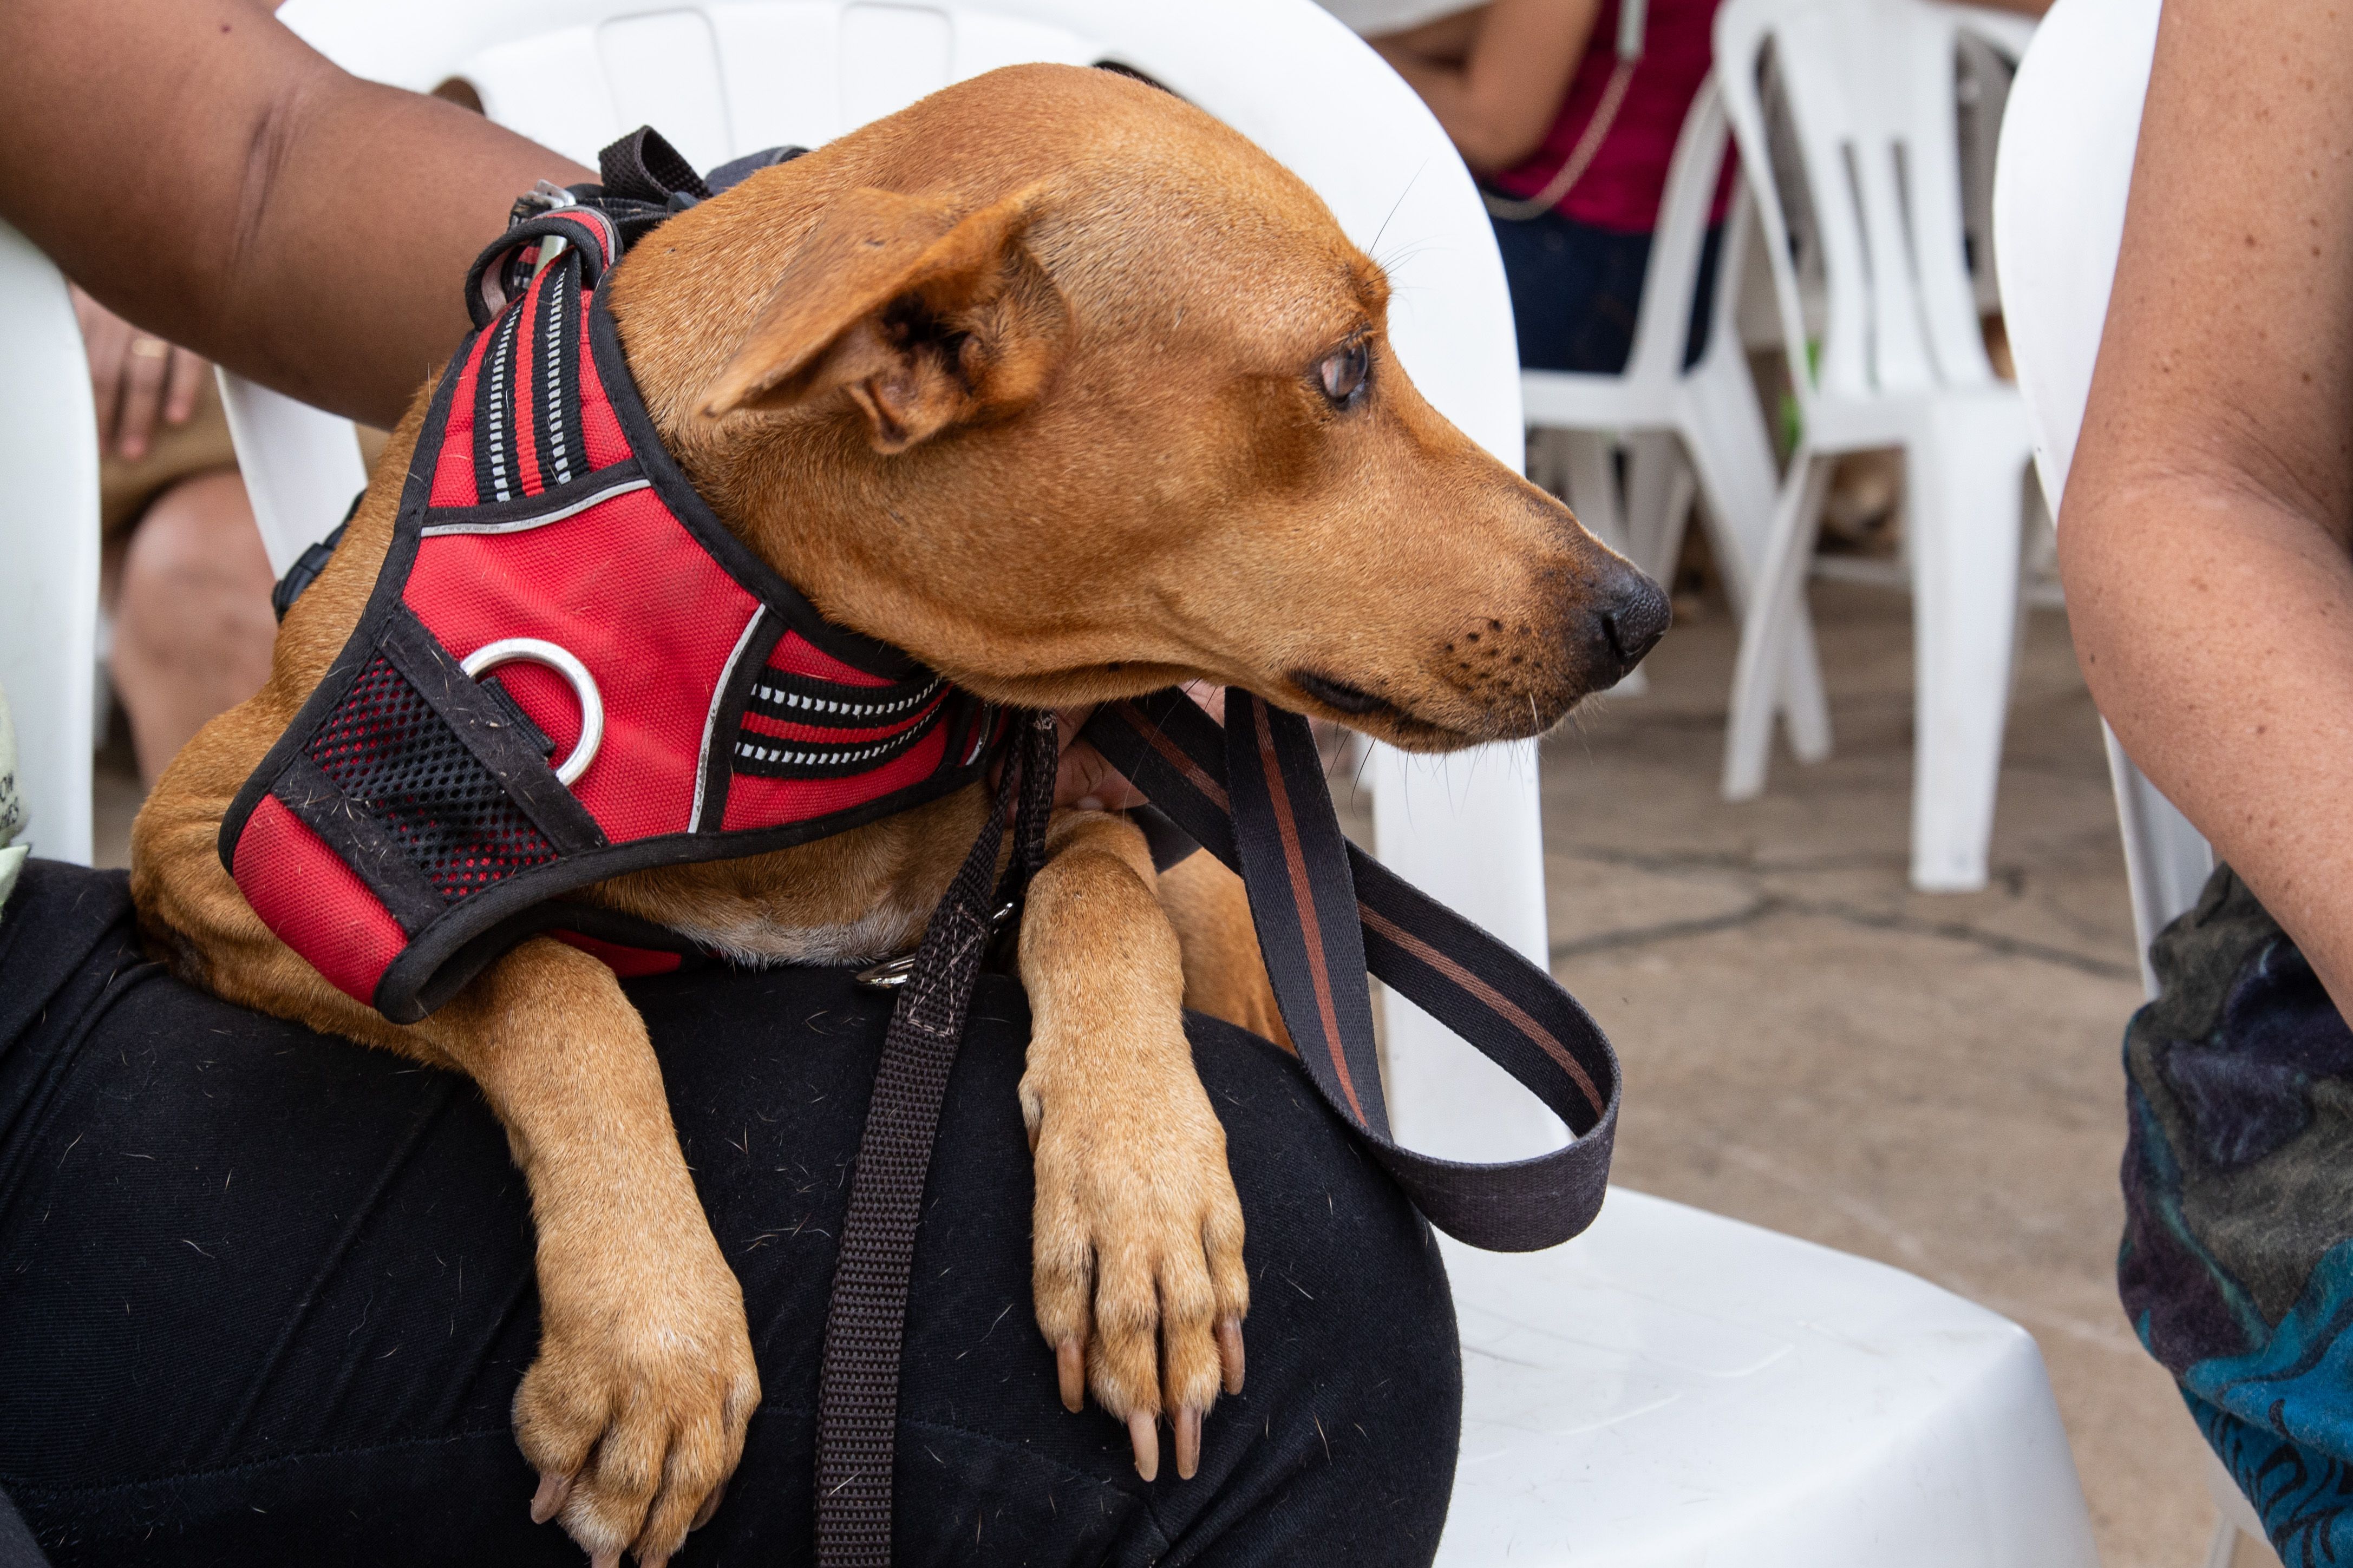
[{"xmin": 1081, "ymin": 690, "xmax": 1620, "ymax": 1251}]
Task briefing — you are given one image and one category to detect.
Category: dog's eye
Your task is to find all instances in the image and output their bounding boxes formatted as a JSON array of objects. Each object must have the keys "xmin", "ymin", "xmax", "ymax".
[{"xmin": 1317, "ymin": 340, "xmax": 1370, "ymax": 406}]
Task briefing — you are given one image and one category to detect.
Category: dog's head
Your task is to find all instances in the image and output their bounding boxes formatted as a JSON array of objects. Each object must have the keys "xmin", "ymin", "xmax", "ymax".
[{"xmin": 615, "ymin": 63, "xmax": 1666, "ymax": 751}]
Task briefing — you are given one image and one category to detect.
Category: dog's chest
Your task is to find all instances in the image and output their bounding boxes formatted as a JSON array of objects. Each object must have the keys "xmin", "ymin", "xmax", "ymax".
[{"xmin": 657, "ymin": 898, "xmax": 930, "ymax": 970}]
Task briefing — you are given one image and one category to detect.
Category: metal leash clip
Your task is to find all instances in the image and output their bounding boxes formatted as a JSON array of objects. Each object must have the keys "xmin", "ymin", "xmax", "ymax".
[{"xmin": 853, "ymin": 901, "xmax": 1021, "ymax": 989}]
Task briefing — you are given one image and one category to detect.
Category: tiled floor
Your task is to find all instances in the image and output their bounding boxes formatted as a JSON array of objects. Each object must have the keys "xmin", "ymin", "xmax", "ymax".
[{"xmin": 90, "ymin": 578, "xmax": 2259, "ymax": 1566}]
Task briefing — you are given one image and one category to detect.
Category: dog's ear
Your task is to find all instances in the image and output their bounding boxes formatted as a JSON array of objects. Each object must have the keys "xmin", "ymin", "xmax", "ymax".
[{"xmin": 698, "ymin": 184, "xmax": 1066, "ymax": 452}]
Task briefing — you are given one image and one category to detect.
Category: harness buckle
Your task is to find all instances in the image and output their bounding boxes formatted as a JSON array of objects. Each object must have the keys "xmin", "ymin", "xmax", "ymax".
[{"xmin": 854, "ymin": 901, "xmax": 1019, "ymax": 989}]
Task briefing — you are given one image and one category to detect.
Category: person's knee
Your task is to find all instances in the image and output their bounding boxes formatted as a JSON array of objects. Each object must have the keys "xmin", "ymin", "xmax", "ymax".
[
  {"xmin": 112, "ymin": 468, "xmax": 276, "ymax": 779},
  {"xmin": 1170, "ymin": 1021, "xmax": 1462, "ymax": 1562}
]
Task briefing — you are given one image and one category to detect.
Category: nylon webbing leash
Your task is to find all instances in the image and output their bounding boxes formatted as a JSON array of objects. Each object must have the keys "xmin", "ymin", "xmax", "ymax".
[
  {"xmin": 1081, "ymin": 690, "xmax": 1619, "ymax": 1250},
  {"xmin": 815, "ymin": 711, "xmax": 1058, "ymax": 1567}
]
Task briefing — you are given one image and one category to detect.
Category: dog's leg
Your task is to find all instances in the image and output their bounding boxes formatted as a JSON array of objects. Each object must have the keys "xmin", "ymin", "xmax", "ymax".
[
  {"xmin": 409, "ymin": 939, "xmax": 757, "ymax": 1567},
  {"xmin": 1155, "ymin": 848, "xmax": 1291, "ymax": 1051},
  {"xmin": 133, "ymin": 752, "xmax": 755, "ymax": 1567},
  {"xmin": 1019, "ymin": 811, "xmax": 1249, "ymax": 1482}
]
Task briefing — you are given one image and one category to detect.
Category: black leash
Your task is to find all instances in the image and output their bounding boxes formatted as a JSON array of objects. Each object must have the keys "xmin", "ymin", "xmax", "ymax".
[
  {"xmin": 815, "ymin": 711, "xmax": 1057, "ymax": 1566},
  {"xmin": 1080, "ymin": 690, "xmax": 1618, "ymax": 1251},
  {"xmin": 813, "ymin": 691, "xmax": 1622, "ymax": 1566}
]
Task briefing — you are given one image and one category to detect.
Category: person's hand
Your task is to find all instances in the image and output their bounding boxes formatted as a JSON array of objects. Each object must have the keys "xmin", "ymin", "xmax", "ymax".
[
  {"xmin": 1044, "ymin": 685, "xmax": 1227, "ymax": 811},
  {"xmin": 72, "ymin": 284, "xmax": 212, "ymax": 461}
]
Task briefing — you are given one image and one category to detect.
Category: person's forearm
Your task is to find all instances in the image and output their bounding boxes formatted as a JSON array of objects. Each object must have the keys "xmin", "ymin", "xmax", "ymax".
[
  {"xmin": 2062, "ymin": 481, "xmax": 2353, "ymax": 1013},
  {"xmin": 0, "ymin": 0, "xmax": 592, "ymax": 427},
  {"xmin": 1371, "ymin": 0, "xmax": 1599, "ymax": 174}
]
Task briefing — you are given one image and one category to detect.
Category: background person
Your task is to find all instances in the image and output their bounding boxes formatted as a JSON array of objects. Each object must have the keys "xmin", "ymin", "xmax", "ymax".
[
  {"xmin": 1370, "ymin": 0, "xmax": 1732, "ymax": 375},
  {"xmin": 2063, "ymin": 0, "xmax": 2353, "ymax": 1556},
  {"xmin": 74, "ymin": 286, "xmax": 278, "ymax": 785}
]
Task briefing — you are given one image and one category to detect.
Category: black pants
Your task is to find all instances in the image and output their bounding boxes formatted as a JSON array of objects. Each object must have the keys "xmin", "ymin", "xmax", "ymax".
[
  {"xmin": 1489, "ymin": 208, "xmax": 1725, "ymax": 375},
  {"xmin": 0, "ymin": 862, "xmax": 1460, "ymax": 1566}
]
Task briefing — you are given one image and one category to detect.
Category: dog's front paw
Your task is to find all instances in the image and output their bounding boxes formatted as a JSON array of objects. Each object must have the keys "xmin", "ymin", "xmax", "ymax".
[
  {"xmin": 514, "ymin": 1224, "xmax": 760, "ymax": 1567},
  {"xmin": 1022, "ymin": 1025, "xmax": 1249, "ymax": 1482}
]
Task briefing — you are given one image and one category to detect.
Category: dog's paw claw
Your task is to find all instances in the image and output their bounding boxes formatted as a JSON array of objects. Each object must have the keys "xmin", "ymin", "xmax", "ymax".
[
  {"xmin": 1174, "ymin": 1405, "xmax": 1202, "ymax": 1480},
  {"xmin": 1128, "ymin": 1410, "xmax": 1160, "ymax": 1482},
  {"xmin": 530, "ymin": 1468, "xmax": 574, "ymax": 1525},
  {"xmin": 1056, "ymin": 1339, "xmax": 1086, "ymax": 1413},
  {"xmin": 1217, "ymin": 1316, "xmax": 1246, "ymax": 1395}
]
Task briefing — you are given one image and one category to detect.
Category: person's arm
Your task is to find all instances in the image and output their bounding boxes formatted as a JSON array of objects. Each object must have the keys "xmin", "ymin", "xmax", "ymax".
[
  {"xmin": 2061, "ymin": 0, "xmax": 2353, "ymax": 1014},
  {"xmin": 1369, "ymin": 0, "xmax": 1604, "ymax": 174},
  {"xmin": 0, "ymin": 0, "xmax": 593, "ymax": 428}
]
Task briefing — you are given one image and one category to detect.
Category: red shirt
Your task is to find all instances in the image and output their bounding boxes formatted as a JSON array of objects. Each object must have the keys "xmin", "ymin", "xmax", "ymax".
[{"xmin": 1488, "ymin": 0, "xmax": 1731, "ymax": 234}]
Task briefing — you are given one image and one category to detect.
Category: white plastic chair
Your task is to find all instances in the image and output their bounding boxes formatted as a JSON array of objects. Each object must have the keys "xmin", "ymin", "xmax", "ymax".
[
  {"xmin": 1994, "ymin": 1, "xmax": 2259, "ymax": 1560},
  {"xmin": 1521, "ymin": 77, "xmax": 1831, "ymax": 759},
  {"xmin": 0, "ymin": 220, "xmax": 101, "ymax": 869},
  {"xmin": 234, "ymin": 3, "xmax": 2098, "ymax": 1557},
  {"xmin": 1715, "ymin": 0, "xmax": 2038, "ymax": 892}
]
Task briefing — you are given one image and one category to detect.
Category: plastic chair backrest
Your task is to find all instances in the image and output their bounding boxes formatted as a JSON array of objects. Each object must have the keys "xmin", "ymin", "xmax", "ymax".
[
  {"xmin": 1991, "ymin": 0, "xmax": 2204, "ymax": 986},
  {"xmin": 240, "ymin": 1, "xmax": 1558, "ymax": 1137},
  {"xmin": 1615, "ymin": 75, "xmax": 1748, "ymax": 390},
  {"xmin": 257, "ymin": 0, "xmax": 1525, "ymax": 530},
  {"xmin": 0, "ymin": 221, "xmax": 100, "ymax": 866},
  {"xmin": 1716, "ymin": 0, "xmax": 2029, "ymax": 408}
]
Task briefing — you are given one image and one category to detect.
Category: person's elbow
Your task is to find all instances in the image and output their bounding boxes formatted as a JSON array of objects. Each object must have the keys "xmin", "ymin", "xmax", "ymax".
[{"xmin": 1450, "ymin": 113, "xmax": 1551, "ymax": 176}]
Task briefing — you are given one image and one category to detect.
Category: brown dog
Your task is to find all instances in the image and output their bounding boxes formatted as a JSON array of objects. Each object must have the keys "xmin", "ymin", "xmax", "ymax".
[{"xmin": 129, "ymin": 63, "xmax": 1663, "ymax": 1567}]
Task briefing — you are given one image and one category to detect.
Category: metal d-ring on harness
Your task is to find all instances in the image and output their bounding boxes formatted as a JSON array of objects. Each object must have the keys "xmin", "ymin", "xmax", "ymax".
[
  {"xmin": 459, "ymin": 639, "xmax": 605, "ymax": 785},
  {"xmin": 1482, "ymin": 0, "xmax": 1650, "ymax": 221}
]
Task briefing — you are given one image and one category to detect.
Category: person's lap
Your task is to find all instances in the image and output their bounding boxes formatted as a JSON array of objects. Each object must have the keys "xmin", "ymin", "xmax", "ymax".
[
  {"xmin": 2122, "ymin": 864, "xmax": 2353, "ymax": 1565},
  {"xmin": 1486, "ymin": 208, "xmax": 1722, "ymax": 376},
  {"xmin": 0, "ymin": 860, "xmax": 1460, "ymax": 1566}
]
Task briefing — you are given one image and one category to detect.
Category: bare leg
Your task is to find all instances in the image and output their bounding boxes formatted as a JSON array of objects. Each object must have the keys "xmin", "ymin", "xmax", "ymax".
[{"xmin": 111, "ymin": 469, "xmax": 276, "ymax": 783}]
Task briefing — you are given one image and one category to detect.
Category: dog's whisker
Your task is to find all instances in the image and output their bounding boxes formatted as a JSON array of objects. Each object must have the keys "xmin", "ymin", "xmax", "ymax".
[{"xmin": 1367, "ymin": 160, "xmax": 1430, "ymax": 263}]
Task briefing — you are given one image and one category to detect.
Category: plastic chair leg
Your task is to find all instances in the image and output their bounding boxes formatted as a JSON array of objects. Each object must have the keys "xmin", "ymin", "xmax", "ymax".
[
  {"xmin": 1558, "ymin": 430, "xmax": 1648, "ymax": 696},
  {"xmin": 1906, "ymin": 413, "xmax": 2028, "ymax": 891},
  {"xmin": 1677, "ymin": 362, "xmax": 1832, "ymax": 764},
  {"xmin": 1722, "ymin": 449, "xmax": 1833, "ymax": 800},
  {"xmin": 1559, "ymin": 430, "xmax": 1632, "ymax": 556},
  {"xmin": 1625, "ymin": 431, "xmax": 1692, "ymax": 581}
]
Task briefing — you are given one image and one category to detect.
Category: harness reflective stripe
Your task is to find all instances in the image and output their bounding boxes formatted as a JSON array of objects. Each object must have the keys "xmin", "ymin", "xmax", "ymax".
[{"xmin": 221, "ymin": 198, "xmax": 1000, "ymax": 1024}]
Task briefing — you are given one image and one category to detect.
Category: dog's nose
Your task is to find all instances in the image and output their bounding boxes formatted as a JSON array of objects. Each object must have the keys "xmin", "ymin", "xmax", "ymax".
[{"xmin": 1585, "ymin": 567, "xmax": 1671, "ymax": 685}]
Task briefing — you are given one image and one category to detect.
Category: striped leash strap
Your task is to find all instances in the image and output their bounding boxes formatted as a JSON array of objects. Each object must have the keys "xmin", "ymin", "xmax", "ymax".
[
  {"xmin": 1081, "ymin": 689, "xmax": 1619, "ymax": 1251},
  {"xmin": 815, "ymin": 711, "xmax": 1058, "ymax": 1567}
]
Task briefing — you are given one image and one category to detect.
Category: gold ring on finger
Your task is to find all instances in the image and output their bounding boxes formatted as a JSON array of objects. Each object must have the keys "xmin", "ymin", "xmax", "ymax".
[{"xmin": 129, "ymin": 337, "xmax": 171, "ymax": 360}]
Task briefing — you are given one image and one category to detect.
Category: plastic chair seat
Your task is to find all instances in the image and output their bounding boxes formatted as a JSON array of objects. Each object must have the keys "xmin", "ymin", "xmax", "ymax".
[{"xmin": 1439, "ymin": 1188, "xmax": 2095, "ymax": 1566}]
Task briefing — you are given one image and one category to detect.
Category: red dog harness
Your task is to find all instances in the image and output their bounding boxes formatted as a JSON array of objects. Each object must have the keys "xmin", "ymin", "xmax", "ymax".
[{"xmin": 221, "ymin": 170, "xmax": 1000, "ymax": 1024}]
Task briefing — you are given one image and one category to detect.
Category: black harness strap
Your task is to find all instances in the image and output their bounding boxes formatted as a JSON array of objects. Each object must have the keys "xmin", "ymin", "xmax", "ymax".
[
  {"xmin": 1082, "ymin": 690, "xmax": 1619, "ymax": 1251},
  {"xmin": 815, "ymin": 711, "xmax": 1058, "ymax": 1567}
]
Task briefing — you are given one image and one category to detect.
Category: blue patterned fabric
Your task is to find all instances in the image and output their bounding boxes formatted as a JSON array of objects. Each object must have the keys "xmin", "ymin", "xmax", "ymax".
[
  {"xmin": 2190, "ymin": 1390, "xmax": 2353, "ymax": 1566},
  {"xmin": 2122, "ymin": 865, "xmax": 2353, "ymax": 1563}
]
